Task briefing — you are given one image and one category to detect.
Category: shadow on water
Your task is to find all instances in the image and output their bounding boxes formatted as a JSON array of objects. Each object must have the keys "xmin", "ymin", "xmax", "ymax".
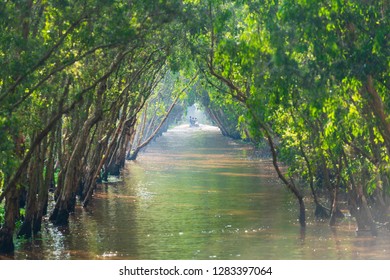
[{"xmin": 11, "ymin": 124, "xmax": 390, "ymax": 259}]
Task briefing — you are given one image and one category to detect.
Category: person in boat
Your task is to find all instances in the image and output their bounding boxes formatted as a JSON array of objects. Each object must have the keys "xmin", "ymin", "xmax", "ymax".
[{"xmin": 189, "ymin": 116, "xmax": 199, "ymax": 127}]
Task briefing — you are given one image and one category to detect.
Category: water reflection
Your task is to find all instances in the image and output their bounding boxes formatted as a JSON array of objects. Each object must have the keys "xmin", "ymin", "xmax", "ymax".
[{"xmin": 11, "ymin": 124, "xmax": 390, "ymax": 259}]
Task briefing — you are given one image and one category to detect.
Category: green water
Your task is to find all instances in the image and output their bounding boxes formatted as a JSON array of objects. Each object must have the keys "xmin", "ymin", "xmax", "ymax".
[{"xmin": 13, "ymin": 125, "xmax": 390, "ymax": 259}]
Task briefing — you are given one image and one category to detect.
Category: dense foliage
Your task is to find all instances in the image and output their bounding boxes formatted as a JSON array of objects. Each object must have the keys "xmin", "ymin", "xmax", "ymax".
[
  {"xmin": 183, "ymin": 0, "xmax": 389, "ymax": 231},
  {"xmin": 0, "ymin": 0, "xmax": 389, "ymax": 254}
]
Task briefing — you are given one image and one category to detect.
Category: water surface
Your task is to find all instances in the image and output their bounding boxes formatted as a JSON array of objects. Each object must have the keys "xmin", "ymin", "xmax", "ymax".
[{"xmin": 13, "ymin": 125, "xmax": 390, "ymax": 259}]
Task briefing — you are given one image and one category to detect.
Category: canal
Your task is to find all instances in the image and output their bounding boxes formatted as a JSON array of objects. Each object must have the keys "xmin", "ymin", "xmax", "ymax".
[{"xmin": 13, "ymin": 125, "xmax": 390, "ymax": 259}]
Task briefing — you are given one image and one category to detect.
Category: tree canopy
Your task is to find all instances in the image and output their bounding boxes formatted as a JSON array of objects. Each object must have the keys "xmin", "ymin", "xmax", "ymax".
[{"xmin": 0, "ymin": 0, "xmax": 389, "ymax": 254}]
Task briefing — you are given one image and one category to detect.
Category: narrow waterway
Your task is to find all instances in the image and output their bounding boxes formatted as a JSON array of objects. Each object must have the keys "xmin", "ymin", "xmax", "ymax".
[{"xmin": 14, "ymin": 125, "xmax": 390, "ymax": 259}]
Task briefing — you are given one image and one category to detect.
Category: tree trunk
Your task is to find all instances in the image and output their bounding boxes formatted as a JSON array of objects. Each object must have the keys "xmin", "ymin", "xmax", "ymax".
[
  {"xmin": 364, "ymin": 75, "xmax": 390, "ymax": 154},
  {"xmin": 298, "ymin": 140, "xmax": 330, "ymax": 220},
  {"xmin": 50, "ymin": 78, "xmax": 106, "ymax": 225},
  {"xmin": 81, "ymin": 128, "xmax": 110, "ymax": 206},
  {"xmin": 0, "ymin": 184, "xmax": 20, "ymax": 254},
  {"xmin": 266, "ymin": 130, "xmax": 306, "ymax": 227},
  {"xmin": 205, "ymin": 107, "xmax": 229, "ymax": 136},
  {"xmin": 342, "ymin": 149, "xmax": 377, "ymax": 235},
  {"xmin": 129, "ymin": 94, "xmax": 180, "ymax": 160},
  {"xmin": 17, "ymin": 154, "xmax": 39, "ymax": 238},
  {"xmin": 50, "ymin": 120, "xmax": 98, "ymax": 225},
  {"xmin": 34, "ymin": 132, "xmax": 56, "ymax": 234},
  {"xmin": 329, "ymin": 184, "xmax": 340, "ymax": 226}
]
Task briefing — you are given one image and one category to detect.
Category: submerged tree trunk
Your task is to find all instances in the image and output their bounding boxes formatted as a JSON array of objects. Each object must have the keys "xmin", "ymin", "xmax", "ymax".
[
  {"xmin": 33, "ymin": 133, "xmax": 55, "ymax": 234},
  {"xmin": 50, "ymin": 81, "xmax": 105, "ymax": 225},
  {"xmin": 50, "ymin": 116, "xmax": 100, "ymax": 225},
  {"xmin": 342, "ymin": 149, "xmax": 377, "ymax": 235},
  {"xmin": 18, "ymin": 134, "xmax": 50, "ymax": 238},
  {"xmin": 17, "ymin": 152, "xmax": 39, "ymax": 238},
  {"xmin": 0, "ymin": 184, "xmax": 20, "ymax": 254},
  {"xmin": 266, "ymin": 132, "xmax": 306, "ymax": 227},
  {"xmin": 298, "ymin": 140, "xmax": 330, "ymax": 220},
  {"xmin": 329, "ymin": 183, "xmax": 340, "ymax": 226},
  {"xmin": 81, "ymin": 133, "xmax": 109, "ymax": 206},
  {"xmin": 82, "ymin": 111, "xmax": 122, "ymax": 207},
  {"xmin": 327, "ymin": 155, "xmax": 343, "ymax": 226}
]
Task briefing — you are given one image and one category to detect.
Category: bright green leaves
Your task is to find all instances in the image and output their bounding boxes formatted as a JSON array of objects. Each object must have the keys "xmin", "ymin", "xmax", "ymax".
[
  {"xmin": 0, "ymin": 0, "xmax": 187, "ymax": 201},
  {"xmin": 0, "ymin": 0, "xmax": 388, "ymax": 232},
  {"xmin": 198, "ymin": 0, "xmax": 389, "ymax": 201}
]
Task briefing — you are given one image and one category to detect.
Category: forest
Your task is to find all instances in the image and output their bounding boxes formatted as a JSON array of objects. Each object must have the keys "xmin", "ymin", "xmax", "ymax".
[{"xmin": 0, "ymin": 0, "xmax": 389, "ymax": 256}]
